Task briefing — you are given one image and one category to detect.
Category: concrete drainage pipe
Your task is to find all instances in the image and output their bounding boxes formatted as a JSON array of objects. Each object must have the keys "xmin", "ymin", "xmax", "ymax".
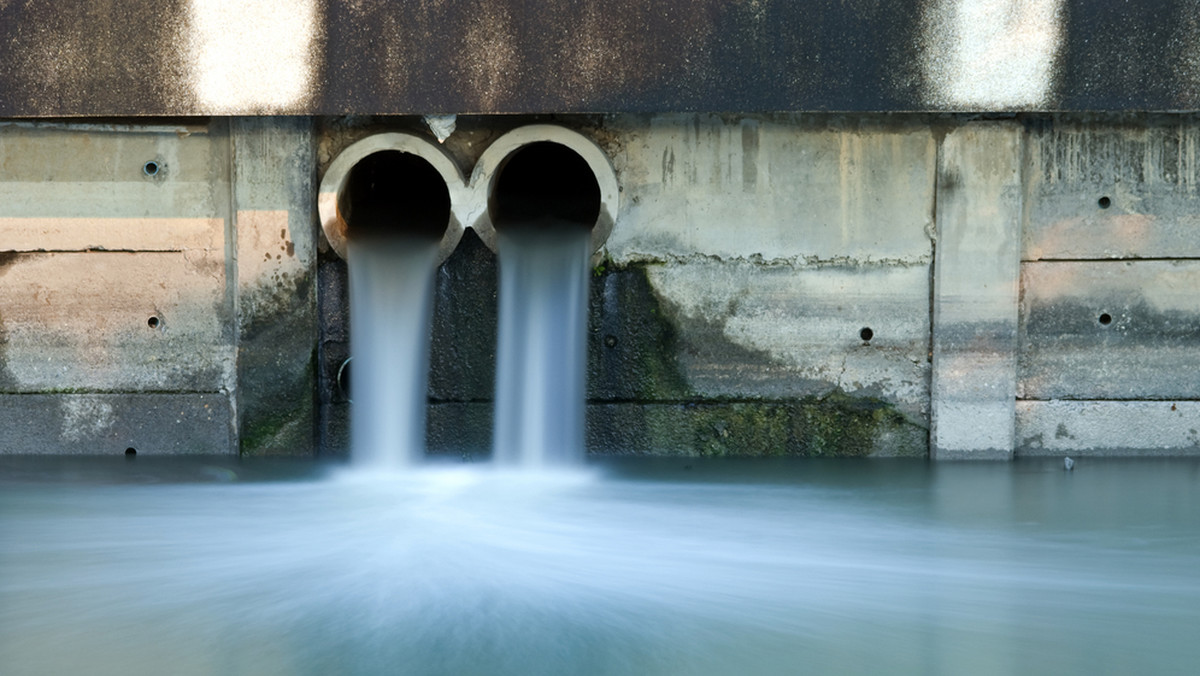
[
  {"xmin": 469, "ymin": 125, "xmax": 620, "ymax": 256},
  {"xmin": 318, "ymin": 133, "xmax": 467, "ymax": 262}
]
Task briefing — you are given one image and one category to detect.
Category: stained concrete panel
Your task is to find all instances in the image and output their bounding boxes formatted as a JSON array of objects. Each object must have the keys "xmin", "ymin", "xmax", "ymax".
[
  {"xmin": 0, "ymin": 217, "xmax": 223, "ymax": 252},
  {"xmin": 0, "ymin": 251, "xmax": 231, "ymax": 393},
  {"xmin": 1016, "ymin": 400, "xmax": 1200, "ymax": 456},
  {"xmin": 643, "ymin": 261, "xmax": 930, "ymax": 417},
  {"xmin": 930, "ymin": 123, "xmax": 1023, "ymax": 459},
  {"xmin": 1024, "ymin": 119, "xmax": 1200, "ymax": 260},
  {"xmin": 0, "ymin": 393, "xmax": 234, "ymax": 454},
  {"xmin": 586, "ymin": 402, "xmax": 927, "ymax": 458},
  {"xmin": 1019, "ymin": 260, "xmax": 1200, "ymax": 400},
  {"xmin": 0, "ymin": 122, "xmax": 227, "ymax": 220},
  {"xmin": 231, "ymin": 118, "xmax": 317, "ymax": 455},
  {"xmin": 602, "ymin": 115, "xmax": 936, "ymax": 265}
]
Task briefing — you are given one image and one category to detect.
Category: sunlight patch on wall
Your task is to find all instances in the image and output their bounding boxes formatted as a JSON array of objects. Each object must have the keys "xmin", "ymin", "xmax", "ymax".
[
  {"xmin": 186, "ymin": 0, "xmax": 321, "ymax": 113},
  {"xmin": 921, "ymin": 0, "xmax": 1065, "ymax": 109}
]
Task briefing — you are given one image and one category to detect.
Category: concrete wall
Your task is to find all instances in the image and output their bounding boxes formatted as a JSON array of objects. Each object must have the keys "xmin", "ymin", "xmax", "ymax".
[
  {"xmin": 0, "ymin": 119, "xmax": 316, "ymax": 455},
  {"xmin": 3, "ymin": 114, "xmax": 1198, "ymax": 458}
]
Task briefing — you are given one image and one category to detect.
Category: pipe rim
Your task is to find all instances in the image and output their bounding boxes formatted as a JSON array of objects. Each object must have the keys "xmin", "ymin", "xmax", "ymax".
[
  {"xmin": 469, "ymin": 125, "xmax": 619, "ymax": 258},
  {"xmin": 318, "ymin": 132, "xmax": 467, "ymax": 263}
]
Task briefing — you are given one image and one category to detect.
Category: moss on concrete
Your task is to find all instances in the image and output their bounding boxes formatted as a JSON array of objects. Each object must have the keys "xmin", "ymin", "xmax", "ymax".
[
  {"xmin": 588, "ymin": 261, "xmax": 693, "ymax": 401},
  {"xmin": 588, "ymin": 394, "xmax": 926, "ymax": 458}
]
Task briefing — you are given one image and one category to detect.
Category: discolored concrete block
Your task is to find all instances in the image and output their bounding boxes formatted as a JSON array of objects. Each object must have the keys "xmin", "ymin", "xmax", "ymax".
[
  {"xmin": 930, "ymin": 123, "xmax": 1023, "ymax": 459},
  {"xmin": 632, "ymin": 261, "xmax": 930, "ymax": 418},
  {"xmin": 1016, "ymin": 400, "xmax": 1200, "ymax": 456},
  {"xmin": 601, "ymin": 114, "xmax": 936, "ymax": 266},
  {"xmin": 0, "ymin": 393, "xmax": 234, "ymax": 455},
  {"xmin": 1019, "ymin": 260, "xmax": 1200, "ymax": 400},
  {"xmin": 0, "ymin": 251, "xmax": 230, "ymax": 393},
  {"xmin": 1024, "ymin": 118, "xmax": 1200, "ymax": 261},
  {"xmin": 586, "ymin": 401, "xmax": 927, "ymax": 458},
  {"xmin": 231, "ymin": 117, "xmax": 318, "ymax": 456},
  {"xmin": 0, "ymin": 121, "xmax": 228, "ymax": 222}
]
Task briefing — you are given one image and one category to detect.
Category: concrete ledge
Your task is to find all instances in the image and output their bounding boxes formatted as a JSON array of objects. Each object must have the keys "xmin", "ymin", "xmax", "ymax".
[
  {"xmin": 0, "ymin": 393, "xmax": 234, "ymax": 455},
  {"xmin": 1016, "ymin": 400, "xmax": 1200, "ymax": 456}
]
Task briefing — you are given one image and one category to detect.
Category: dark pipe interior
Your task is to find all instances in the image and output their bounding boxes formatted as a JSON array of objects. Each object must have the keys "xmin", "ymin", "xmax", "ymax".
[
  {"xmin": 489, "ymin": 142, "xmax": 601, "ymax": 231},
  {"xmin": 339, "ymin": 150, "xmax": 451, "ymax": 241}
]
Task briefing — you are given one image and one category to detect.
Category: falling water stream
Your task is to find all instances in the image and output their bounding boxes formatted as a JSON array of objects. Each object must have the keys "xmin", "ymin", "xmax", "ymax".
[
  {"xmin": 493, "ymin": 224, "xmax": 592, "ymax": 466},
  {"xmin": 347, "ymin": 236, "xmax": 441, "ymax": 469}
]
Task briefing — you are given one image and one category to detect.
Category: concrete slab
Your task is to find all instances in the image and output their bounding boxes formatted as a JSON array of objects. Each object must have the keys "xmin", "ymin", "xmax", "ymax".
[
  {"xmin": 1025, "ymin": 119, "xmax": 1200, "ymax": 260},
  {"xmin": 642, "ymin": 261, "xmax": 930, "ymax": 416},
  {"xmin": 0, "ymin": 251, "xmax": 231, "ymax": 393},
  {"xmin": 586, "ymin": 402, "xmax": 927, "ymax": 458},
  {"xmin": 0, "ymin": 122, "xmax": 226, "ymax": 221},
  {"xmin": 0, "ymin": 393, "xmax": 234, "ymax": 455},
  {"xmin": 231, "ymin": 118, "xmax": 318, "ymax": 455},
  {"xmin": 602, "ymin": 114, "xmax": 936, "ymax": 265},
  {"xmin": 1019, "ymin": 260, "xmax": 1200, "ymax": 399},
  {"xmin": 1016, "ymin": 400, "xmax": 1200, "ymax": 456}
]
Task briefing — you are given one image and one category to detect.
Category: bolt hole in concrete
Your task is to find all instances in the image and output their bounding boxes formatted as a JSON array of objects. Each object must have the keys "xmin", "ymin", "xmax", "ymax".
[
  {"xmin": 1098, "ymin": 312, "xmax": 1113, "ymax": 326},
  {"xmin": 124, "ymin": 448, "xmax": 136, "ymax": 456},
  {"xmin": 143, "ymin": 160, "xmax": 160, "ymax": 178},
  {"xmin": 1098, "ymin": 195, "xmax": 1111, "ymax": 209},
  {"xmin": 147, "ymin": 316, "xmax": 160, "ymax": 329},
  {"xmin": 860, "ymin": 327, "xmax": 874, "ymax": 342},
  {"xmin": 604, "ymin": 335, "xmax": 618, "ymax": 348}
]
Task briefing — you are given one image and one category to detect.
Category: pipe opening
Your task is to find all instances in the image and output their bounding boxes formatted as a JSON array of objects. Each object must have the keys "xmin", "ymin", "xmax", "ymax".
[
  {"xmin": 339, "ymin": 150, "xmax": 451, "ymax": 242},
  {"xmin": 488, "ymin": 142, "xmax": 602, "ymax": 232}
]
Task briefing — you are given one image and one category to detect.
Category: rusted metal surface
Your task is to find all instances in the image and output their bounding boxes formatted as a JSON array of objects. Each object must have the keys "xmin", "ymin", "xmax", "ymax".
[{"xmin": 0, "ymin": 0, "xmax": 1198, "ymax": 116}]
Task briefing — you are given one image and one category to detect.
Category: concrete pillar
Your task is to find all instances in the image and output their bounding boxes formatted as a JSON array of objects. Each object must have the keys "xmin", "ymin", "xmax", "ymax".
[
  {"xmin": 930, "ymin": 123, "xmax": 1023, "ymax": 460},
  {"xmin": 231, "ymin": 117, "xmax": 318, "ymax": 455}
]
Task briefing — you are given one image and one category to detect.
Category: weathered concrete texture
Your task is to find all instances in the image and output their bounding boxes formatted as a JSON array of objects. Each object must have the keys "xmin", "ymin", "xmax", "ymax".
[
  {"xmin": 638, "ymin": 261, "xmax": 930, "ymax": 417},
  {"xmin": 931, "ymin": 123, "xmax": 1023, "ymax": 460},
  {"xmin": 428, "ymin": 232, "xmax": 498, "ymax": 402},
  {"xmin": 601, "ymin": 115, "xmax": 936, "ymax": 265},
  {"xmin": 1019, "ymin": 260, "xmax": 1200, "ymax": 400},
  {"xmin": 0, "ymin": 121, "xmax": 227, "ymax": 222},
  {"xmin": 426, "ymin": 402, "xmax": 494, "ymax": 459},
  {"xmin": 1024, "ymin": 117, "xmax": 1200, "ymax": 260},
  {"xmin": 1016, "ymin": 400, "xmax": 1200, "ymax": 456},
  {"xmin": 232, "ymin": 118, "xmax": 318, "ymax": 455},
  {"xmin": 0, "ymin": 121, "xmax": 236, "ymax": 455},
  {"xmin": 0, "ymin": 393, "xmax": 233, "ymax": 455},
  {"xmin": 6, "ymin": 2, "xmax": 1200, "ymax": 115},
  {"xmin": 588, "ymin": 263, "xmax": 691, "ymax": 402},
  {"xmin": 587, "ymin": 400, "xmax": 927, "ymax": 458},
  {"xmin": 0, "ymin": 251, "xmax": 229, "ymax": 393},
  {"xmin": 316, "ymin": 254, "xmax": 351, "ymax": 456}
]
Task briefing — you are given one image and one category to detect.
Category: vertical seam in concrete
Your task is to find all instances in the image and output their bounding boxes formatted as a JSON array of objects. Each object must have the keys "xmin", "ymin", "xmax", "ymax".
[
  {"xmin": 927, "ymin": 130, "xmax": 942, "ymax": 457},
  {"xmin": 225, "ymin": 118, "xmax": 242, "ymax": 455},
  {"xmin": 1017, "ymin": 119, "xmax": 1035, "ymax": 404}
]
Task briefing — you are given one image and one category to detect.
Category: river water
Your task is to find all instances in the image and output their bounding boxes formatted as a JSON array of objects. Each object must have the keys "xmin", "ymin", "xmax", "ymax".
[{"xmin": 2, "ymin": 456, "xmax": 1197, "ymax": 675}]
